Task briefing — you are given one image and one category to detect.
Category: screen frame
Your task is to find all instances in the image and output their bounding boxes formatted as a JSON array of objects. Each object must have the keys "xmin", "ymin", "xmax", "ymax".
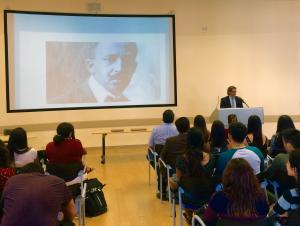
[{"xmin": 4, "ymin": 10, "xmax": 177, "ymax": 113}]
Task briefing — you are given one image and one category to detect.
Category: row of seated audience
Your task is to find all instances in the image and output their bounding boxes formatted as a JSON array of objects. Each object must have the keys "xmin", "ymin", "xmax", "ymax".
[
  {"xmin": 148, "ymin": 110, "xmax": 300, "ymax": 225},
  {"xmin": 0, "ymin": 122, "xmax": 91, "ymax": 226}
]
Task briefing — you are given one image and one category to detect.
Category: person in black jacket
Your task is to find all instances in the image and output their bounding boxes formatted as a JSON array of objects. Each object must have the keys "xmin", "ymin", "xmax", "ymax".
[{"xmin": 220, "ymin": 86, "xmax": 244, "ymax": 108}]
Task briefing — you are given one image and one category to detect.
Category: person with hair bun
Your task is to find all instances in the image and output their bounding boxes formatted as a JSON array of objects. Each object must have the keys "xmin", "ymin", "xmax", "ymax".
[
  {"xmin": 46, "ymin": 122, "xmax": 87, "ymax": 164},
  {"xmin": 169, "ymin": 128, "xmax": 215, "ymax": 223}
]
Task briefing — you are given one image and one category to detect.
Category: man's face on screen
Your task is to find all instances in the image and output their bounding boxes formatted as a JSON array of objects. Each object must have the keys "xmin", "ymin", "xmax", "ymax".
[{"xmin": 91, "ymin": 42, "xmax": 137, "ymax": 96}]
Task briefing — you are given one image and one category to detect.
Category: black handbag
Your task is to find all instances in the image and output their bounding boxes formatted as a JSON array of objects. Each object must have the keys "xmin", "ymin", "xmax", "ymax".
[{"xmin": 84, "ymin": 178, "xmax": 107, "ymax": 217}]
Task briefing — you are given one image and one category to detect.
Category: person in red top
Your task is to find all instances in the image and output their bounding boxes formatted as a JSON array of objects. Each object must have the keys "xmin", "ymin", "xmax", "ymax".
[
  {"xmin": 46, "ymin": 122, "xmax": 86, "ymax": 164},
  {"xmin": 0, "ymin": 143, "xmax": 15, "ymax": 195}
]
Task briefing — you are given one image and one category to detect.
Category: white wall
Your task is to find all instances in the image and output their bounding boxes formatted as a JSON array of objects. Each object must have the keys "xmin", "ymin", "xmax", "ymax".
[{"xmin": 0, "ymin": 0, "xmax": 300, "ymax": 148}]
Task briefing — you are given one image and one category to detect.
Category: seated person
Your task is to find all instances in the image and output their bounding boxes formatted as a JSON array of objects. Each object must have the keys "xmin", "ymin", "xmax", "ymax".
[
  {"xmin": 269, "ymin": 115, "xmax": 295, "ymax": 158},
  {"xmin": 193, "ymin": 115, "xmax": 210, "ymax": 143},
  {"xmin": 159, "ymin": 117, "xmax": 190, "ymax": 199},
  {"xmin": 209, "ymin": 120, "xmax": 228, "ymax": 156},
  {"xmin": 270, "ymin": 150, "xmax": 300, "ymax": 219},
  {"xmin": 215, "ymin": 122, "xmax": 264, "ymax": 178},
  {"xmin": 245, "ymin": 115, "xmax": 268, "ymax": 157},
  {"xmin": 7, "ymin": 127, "xmax": 37, "ymax": 168},
  {"xmin": 0, "ymin": 163, "xmax": 76, "ymax": 226},
  {"xmin": 204, "ymin": 158, "xmax": 269, "ymax": 226},
  {"xmin": 46, "ymin": 122, "xmax": 86, "ymax": 164},
  {"xmin": 265, "ymin": 129, "xmax": 300, "ymax": 194},
  {"xmin": 148, "ymin": 109, "xmax": 178, "ymax": 151},
  {"xmin": 0, "ymin": 145, "xmax": 15, "ymax": 195},
  {"xmin": 169, "ymin": 128, "xmax": 215, "ymax": 223},
  {"xmin": 224, "ymin": 114, "xmax": 237, "ymax": 138}
]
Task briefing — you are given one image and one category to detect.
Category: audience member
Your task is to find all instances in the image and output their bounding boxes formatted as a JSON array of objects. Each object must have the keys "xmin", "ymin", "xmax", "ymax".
[
  {"xmin": 245, "ymin": 115, "xmax": 268, "ymax": 157},
  {"xmin": 224, "ymin": 114, "xmax": 237, "ymax": 138},
  {"xmin": 169, "ymin": 128, "xmax": 215, "ymax": 223},
  {"xmin": 209, "ymin": 120, "xmax": 228, "ymax": 155},
  {"xmin": 148, "ymin": 109, "xmax": 178, "ymax": 152},
  {"xmin": 7, "ymin": 127, "xmax": 37, "ymax": 168},
  {"xmin": 159, "ymin": 117, "xmax": 190, "ymax": 199},
  {"xmin": 215, "ymin": 122, "xmax": 264, "ymax": 178},
  {"xmin": 46, "ymin": 122, "xmax": 87, "ymax": 164},
  {"xmin": 265, "ymin": 129, "xmax": 300, "ymax": 193},
  {"xmin": 204, "ymin": 158, "xmax": 269, "ymax": 225},
  {"xmin": 193, "ymin": 115, "xmax": 210, "ymax": 143},
  {"xmin": 270, "ymin": 115, "xmax": 295, "ymax": 157},
  {"xmin": 270, "ymin": 150, "xmax": 300, "ymax": 217},
  {"xmin": 0, "ymin": 146, "xmax": 15, "ymax": 195},
  {"xmin": 0, "ymin": 162, "xmax": 76, "ymax": 226}
]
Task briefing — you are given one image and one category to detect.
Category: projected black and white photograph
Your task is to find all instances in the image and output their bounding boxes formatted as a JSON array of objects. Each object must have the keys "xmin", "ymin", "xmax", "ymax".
[
  {"xmin": 5, "ymin": 11, "xmax": 176, "ymax": 111},
  {"xmin": 46, "ymin": 42, "xmax": 161, "ymax": 104}
]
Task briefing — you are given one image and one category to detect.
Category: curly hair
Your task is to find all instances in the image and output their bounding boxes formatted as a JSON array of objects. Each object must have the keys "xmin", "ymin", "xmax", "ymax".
[{"xmin": 222, "ymin": 158, "xmax": 265, "ymax": 217}]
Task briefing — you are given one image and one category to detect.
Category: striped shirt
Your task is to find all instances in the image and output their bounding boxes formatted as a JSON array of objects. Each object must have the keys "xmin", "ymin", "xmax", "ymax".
[{"xmin": 273, "ymin": 188, "xmax": 300, "ymax": 215}]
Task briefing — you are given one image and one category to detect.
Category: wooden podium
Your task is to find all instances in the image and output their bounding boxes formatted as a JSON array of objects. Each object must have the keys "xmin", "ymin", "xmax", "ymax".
[{"xmin": 209, "ymin": 107, "xmax": 264, "ymax": 127}]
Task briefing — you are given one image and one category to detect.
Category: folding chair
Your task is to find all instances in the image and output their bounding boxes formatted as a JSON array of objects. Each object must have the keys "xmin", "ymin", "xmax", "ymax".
[
  {"xmin": 158, "ymin": 158, "xmax": 173, "ymax": 216},
  {"xmin": 174, "ymin": 177, "xmax": 214, "ymax": 226},
  {"xmin": 192, "ymin": 215, "xmax": 206, "ymax": 226},
  {"xmin": 147, "ymin": 147, "xmax": 159, "ymax": 187}
]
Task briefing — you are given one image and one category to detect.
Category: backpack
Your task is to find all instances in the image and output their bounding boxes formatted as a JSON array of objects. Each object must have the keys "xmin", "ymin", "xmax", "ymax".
[{"xmin": 84, "ymin": 178, "xmax": 107, "ymax": 217}]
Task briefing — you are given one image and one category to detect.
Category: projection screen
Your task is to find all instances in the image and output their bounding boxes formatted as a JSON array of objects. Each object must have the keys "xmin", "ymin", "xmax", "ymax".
[{"xmin": 4, "ymin": 10, "xmax": 177, "ymax": 112}]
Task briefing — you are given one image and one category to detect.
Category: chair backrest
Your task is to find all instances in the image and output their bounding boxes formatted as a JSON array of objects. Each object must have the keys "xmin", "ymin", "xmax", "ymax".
[
  {"xmin": 179, "ymin": 176, "xmax": 215, "ymax": 207},
  {"xmin": 216, "ymin": 218, "xmax": 269, "ymax": 226},
  {"xmin": 46, "ymin": 162, "xmax": 84, "ymax": 182},
  {"xmin": 192, "ymin": 215, "xmax": 206, "ymax": 226}
]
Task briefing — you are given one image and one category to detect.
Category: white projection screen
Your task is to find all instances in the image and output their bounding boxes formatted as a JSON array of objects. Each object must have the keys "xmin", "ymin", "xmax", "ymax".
[{"xmin": 4, "ymin": 10, "xmax": 177, "ymax": 112}]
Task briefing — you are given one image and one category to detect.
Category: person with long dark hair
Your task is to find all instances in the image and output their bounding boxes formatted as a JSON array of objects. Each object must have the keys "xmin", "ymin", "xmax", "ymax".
[
  {"xmin": 271, "ymin": 150, "xmax": 300, "ymax": 217},
  {"xmin": 7, "ymin": 127, "xmax": 37, "ymax": 167},
  {"xmin": 245, "ymin": 115, "xmax": 268, "ymax": 157},
  {"xmin": 194, "ymin": 115, "xmax": 210, "ymax": 143},
  {"xmin": 209, "ymin": 120, "xmax": 227, "ymax": 155},
  {"xmin": 270, "ymin": 115, "xmax": 295, "ymax": 157},
  {"xmin": 169, "ymin": 128, "xmax": 215, "ymax": 223},
  {"xmin": 204, "ymin": 158, "xmax": 269, "ymax": 225},
  {"xmin": 46, "ymin": 122, "xmax": 87, "ymax": 164}
]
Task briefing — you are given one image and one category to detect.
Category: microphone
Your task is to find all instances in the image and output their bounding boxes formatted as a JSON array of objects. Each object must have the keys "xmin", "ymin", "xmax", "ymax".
[{"xmin": 240, "ymin": 97, "xmax": 250, "ymax": 108}]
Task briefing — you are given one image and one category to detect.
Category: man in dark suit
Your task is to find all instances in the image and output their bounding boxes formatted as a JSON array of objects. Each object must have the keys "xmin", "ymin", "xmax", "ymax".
[
  {"xmin": 158, "ymin": 117, "xmax": 190, "ymax": 199},
  {"xmin": 220, "ymin": 85, "xmax": 244, "ymax": 108}
]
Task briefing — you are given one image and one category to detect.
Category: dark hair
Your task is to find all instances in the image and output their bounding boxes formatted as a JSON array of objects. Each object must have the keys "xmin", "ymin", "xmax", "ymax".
[
  {"xmin": 247, "ymin": 115, "xmax": 263, "ymax": 149},
  {"xmin": 276, "ymin": 115, "xmax": 295, "ymax": 133},
  {"xmin": 210, "ymin": 120, "xmax": 227, "ymax": 148},
  {"xmin": 227, "ymin": 86, "xmax": 236, "ymax": 95},
  {"xmin": 228, "ymin": 122, "xmax": 247, "ymax": 143},
  {"xmin": 18, "ymin": 162, "xmax": 44, "ymax": 174},
  {"xmin": 163, "ymin": 110, "xmax": 175, "ymax": 123},
  {"xmin": 53, "ymin": 122, "xmax": 75, "ymax": 144},
  {"xmin": 175, "ymin": 117, "xmax": 190, "ymax": 134},
  {"xmin": 184, "ymin": 128, "xmax": 205, "ymax": 177},
  {"xmin": 0, "ymin": 146, "xmax": 11, "ymax": 167},
  {"xmin": 281, "ymin": 129, "xmax": 300, "ymax": 149},
  {"xmin": 228, "ymin": 114, "xmax": 238, "ymax": 125},
  {"xmin": 289, "ymin": 150, "xmax": 300, "ymax": 194},
  {"xmin": 222, "ymin": 158, "xmax": 265, "ymax": 217},
  {"xmin": 7, "ymin": 127, "xmax": 29, "ymax": 161},
  {"xmin": 193, "ymin": 115, "xmax": 209, "ymax": 142}
]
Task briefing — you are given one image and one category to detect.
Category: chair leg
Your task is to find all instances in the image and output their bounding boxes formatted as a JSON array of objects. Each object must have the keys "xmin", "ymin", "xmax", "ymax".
[
  {"xmin": 179, "ymin": 191, "xmax": 183, "ymax": 226},
  {"xmin": 148, "ymin": 161, "xmax": 151, "ymax": 185},
  {"xmin": 172, "ymin": 193, "xmax": 176, "ymax": 226},
  {"xmin": 160, "ymin": 173, "xmax": 163, "ymax": 202}
]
